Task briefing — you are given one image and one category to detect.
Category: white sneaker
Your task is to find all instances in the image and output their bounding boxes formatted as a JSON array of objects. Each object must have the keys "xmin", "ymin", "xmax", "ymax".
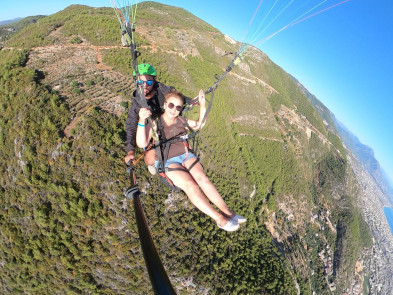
[
  {"xmin": 231, "ymin": 214, "xmax": 247, "ymax": 224},
  {"xmin": 147, "ymin": 165, "xmax": 157, "ymax": 175},
  {"xmin": 217, "ymin": 219, "xmax": 239, "ymax": 232}
]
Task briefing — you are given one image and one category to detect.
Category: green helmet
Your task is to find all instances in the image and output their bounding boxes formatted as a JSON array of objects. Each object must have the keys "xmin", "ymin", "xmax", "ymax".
[{"xmin": 133, "ymin": 63, "xmax": 157, "ymax": 76}]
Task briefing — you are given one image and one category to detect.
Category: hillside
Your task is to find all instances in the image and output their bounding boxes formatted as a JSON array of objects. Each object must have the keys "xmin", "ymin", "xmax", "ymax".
[
  {"xmin": 0, "ymin": 15, "xmax": 46, "ymax": 46},
  {"xmin": 333, "ymin": 115, "xmax": 393, "ymax": 200},
  {"xmin": 0, "ymin": 2, "xmax": 380, "ymax": 294},
  {"xmin": 296, "ymin": 76, "xmax": 393, "ymax": 293},
  {"xmin": 296, "ymin": 75, "xmax": 393, "ymax": 205},
  {"xmin": 0, "ymin": 18, "xmax": 22, "ymax": 25}
]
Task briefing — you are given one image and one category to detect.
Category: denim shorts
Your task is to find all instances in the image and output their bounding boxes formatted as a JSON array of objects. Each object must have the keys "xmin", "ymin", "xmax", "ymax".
[{"xmin": 155, "ymin": 152, "xmax": 197, "ymax": 170}]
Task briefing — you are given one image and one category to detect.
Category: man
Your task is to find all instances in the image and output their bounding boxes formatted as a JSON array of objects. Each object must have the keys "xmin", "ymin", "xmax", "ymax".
[{"xmin": 124, "ymin": 63, "xmax": 194, "ymax": 173}]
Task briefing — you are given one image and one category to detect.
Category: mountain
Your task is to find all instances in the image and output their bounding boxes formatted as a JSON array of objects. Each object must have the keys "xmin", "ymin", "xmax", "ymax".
[
  {"xmin": 381, "ymin": 169, "xmax": 393, "ymax": 204},
  {"xmin": 295, "ymin": 77, "xmax": 393, "ymax": 291},
  {"xmin": 333, "ymin": 115, "xmax": 393, "ymax": 203},
  {"xmin": 0, "ymin": 18, "xmax": 22, "ymax": 25},
  {"xmin": 0, "ymin": 15, "xmax": 46, "ymax": 45},
  {"xmin": 293, "ymin": 73, "xmax": 393, "ymax": 205},
  {"xmin": 1, "ymin": 2, "xmax": 391, "ymax": 294},
  {"xmin": 334, "ymin": 118, "xmax": 378, "ymax": 171}
]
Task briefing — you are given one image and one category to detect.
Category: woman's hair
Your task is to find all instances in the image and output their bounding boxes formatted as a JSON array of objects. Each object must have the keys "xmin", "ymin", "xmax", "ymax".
[{"xmin": 164, "ymin": 89, "xmax": 185, "ymax": 104}]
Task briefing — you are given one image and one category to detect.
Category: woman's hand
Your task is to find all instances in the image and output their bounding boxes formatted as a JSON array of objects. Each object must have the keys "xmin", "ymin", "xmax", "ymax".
[
  {"xmin": 138, "ymin": 108, "xmax": 151, "ymax": 121},
  {"xmin": 198, "ymin": 89, "xmax": 206, "ymax": 108}
]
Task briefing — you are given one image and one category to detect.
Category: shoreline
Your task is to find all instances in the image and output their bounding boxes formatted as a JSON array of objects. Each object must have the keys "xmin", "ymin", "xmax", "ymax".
[{"xmin": 383, "ymin": 206, "xmax": 393, "ymax": 236}]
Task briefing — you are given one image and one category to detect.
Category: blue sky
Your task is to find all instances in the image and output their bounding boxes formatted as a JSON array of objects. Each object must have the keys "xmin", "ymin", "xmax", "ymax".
[{"xmin": 2, "ymin": 0, "xmax": 393, "ymax": 185}]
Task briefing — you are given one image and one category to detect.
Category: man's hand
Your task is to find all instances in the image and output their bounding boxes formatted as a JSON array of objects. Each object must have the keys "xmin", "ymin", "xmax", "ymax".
[{"xmin": 124, "ymin": 150, "xmax": 136, "ymax": 164}]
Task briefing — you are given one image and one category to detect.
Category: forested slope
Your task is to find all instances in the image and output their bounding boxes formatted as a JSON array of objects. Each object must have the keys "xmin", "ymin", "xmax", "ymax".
[
  {"xmin": 0, "ymin": 2, "xmax": 372, "ymax": 294},
  {"xmin": 0, "ymin": 16, "xmax": 46, "ymax": 45}
]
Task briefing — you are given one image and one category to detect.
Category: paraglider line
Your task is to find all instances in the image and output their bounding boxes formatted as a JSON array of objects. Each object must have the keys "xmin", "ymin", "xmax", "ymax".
[
  {"xmin": 249, "ymin": 0, "xmax": 296, "ymax": 44},
  {"xmin": 254, "ymin": 0, "xmax": 351, "ymax": 46},
  {"xmin": 241, "ymin": 0, "xmax": 264, "ymax": 43}
]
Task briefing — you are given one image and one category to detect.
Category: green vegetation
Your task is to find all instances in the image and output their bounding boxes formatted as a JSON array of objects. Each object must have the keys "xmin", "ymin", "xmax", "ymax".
[
  {"xmin": 0, "ymin": 16, "xmax": 46, "ymax": 45},
  {"xmin": 0, "ymin": 2, "xmax": 373, "ymax": 294},
  {"xmin": 363, "ymin": 274, "xmax": 371, "ymax": 295},
  {"xmin": 137, "ymin": 1, "xmax": 219, "ymax": 34},
  {"xmin": 328, "ymin": 131, "xmax": 347, "ymax": 158},
  {"xmin": 0, "ymin": 48, "xmax": 296, "ymax": 295},
  {"xmin": 4, "ymin": 6, "xmax": 121, "ymax": 48},
  {"xmin": 70, "ymin": 36, "xmax": 82, "ymax": 44}
]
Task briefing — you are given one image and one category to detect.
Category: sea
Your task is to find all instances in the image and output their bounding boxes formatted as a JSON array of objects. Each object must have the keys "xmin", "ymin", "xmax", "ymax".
[{"xmin": 383, "ymin": 206, "xmax": 393, "ymax": 236}]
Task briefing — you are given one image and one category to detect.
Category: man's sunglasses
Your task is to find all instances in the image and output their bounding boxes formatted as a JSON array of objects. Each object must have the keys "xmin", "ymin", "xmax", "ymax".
[
  {"xmin": 137, "ymin": 80, "xmax": 154, "ymax": 86},
  {"xmin": 167, "ymin": 102, "xmax": 183, "ymax": 112}
]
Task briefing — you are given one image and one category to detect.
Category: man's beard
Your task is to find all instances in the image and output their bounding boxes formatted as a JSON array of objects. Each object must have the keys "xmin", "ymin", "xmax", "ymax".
[{"xmin": 145, "ymin": 88, "xmax": 153, "ymax": 96}]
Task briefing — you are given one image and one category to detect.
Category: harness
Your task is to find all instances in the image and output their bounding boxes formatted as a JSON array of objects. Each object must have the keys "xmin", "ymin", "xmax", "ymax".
[
  {"xmin": 110, "ymin": 0, "xmax": 243, "ymax": 191},
  {"xmin": 154, "ymin": 116, "xmax": 200, "ymax": 191}
]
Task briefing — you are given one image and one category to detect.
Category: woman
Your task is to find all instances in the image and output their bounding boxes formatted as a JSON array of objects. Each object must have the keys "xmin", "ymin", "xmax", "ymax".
[{"xmin": 136, "ymin": 89, "xmax": 246, "ymax": 231}]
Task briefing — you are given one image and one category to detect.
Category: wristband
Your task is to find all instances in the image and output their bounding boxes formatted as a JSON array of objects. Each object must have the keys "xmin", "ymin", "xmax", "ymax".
[{"xmin": 138, "ymin": 123, "xmax": 145, "ymax": 127}]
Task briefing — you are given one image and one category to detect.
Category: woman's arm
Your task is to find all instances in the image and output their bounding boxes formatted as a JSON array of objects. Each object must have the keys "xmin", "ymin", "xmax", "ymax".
[
  {"xmin": 187, "ymin": 89, "xmax": 206, "ymax": 130},
  {"xmin": 136, "ymin": 108, "xmax": 153, "ymax": 148}
]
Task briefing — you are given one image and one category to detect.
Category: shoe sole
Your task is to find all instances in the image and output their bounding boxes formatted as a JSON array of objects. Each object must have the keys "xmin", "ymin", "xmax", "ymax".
[
  {"xmin": 217, "ymin": 223, "xmax": 240, "ymax": 232},
  {"xmin": 147, "ymin": 166, "xmax": 157, "ymax": 175},
  {"xmin": 231, "ymin": 215, "xmax": 247, "ymax": 224}
]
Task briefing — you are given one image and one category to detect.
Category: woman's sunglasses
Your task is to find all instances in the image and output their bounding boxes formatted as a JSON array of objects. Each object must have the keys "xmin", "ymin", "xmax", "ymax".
[
  {"xmin": 137, "ymin": 80, "xmax": 154, "ymax": 86},
  {"xmin": 167, "ymin": 102, "xmax": 183, "ymax": 112}
]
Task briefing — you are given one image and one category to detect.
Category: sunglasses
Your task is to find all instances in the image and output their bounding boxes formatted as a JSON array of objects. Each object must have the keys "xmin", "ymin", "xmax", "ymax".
[
  {"xmin": 167, "ymin": 102, "xmax": 183, "ymax": 112},
  {"xmin": 137, "ymin": 80, "xmax": 154, "ymax": 86}
]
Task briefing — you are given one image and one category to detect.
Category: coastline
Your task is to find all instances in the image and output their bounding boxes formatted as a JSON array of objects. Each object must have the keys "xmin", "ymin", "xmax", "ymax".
[{"xmin": 383, "ymin": 206, "xmax": 393, "ymax": 236}]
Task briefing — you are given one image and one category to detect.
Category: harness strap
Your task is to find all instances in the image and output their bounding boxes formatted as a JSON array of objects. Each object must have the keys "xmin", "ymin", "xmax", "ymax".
[
  {"xmin": 187, "ymin": 158, "xmax": 200, "ymax": 172},
  {"xmin": 177, "ymin": 116, "xmax": 199, "ymax": 153},
  {"xmin": 166, "ymin": 167, "xmax": 188, "ymax": 173},
  {"xmin": 158, "ymin": 172, "xmax": 178, "ymax": 190},
  {"xmin": 163, "ymin": 139, "xmax": 172, "ymax": 171},
  {"xmin": 154, "ymin": 116, "xmax": 201, "ymax": 190},
  {"xmin": 155, "ymin": 117, "xmax": 167, "ymax": 173},
  {"xmin": 164, "ymin": 161, "xmax": 198, "ymax": 191}
]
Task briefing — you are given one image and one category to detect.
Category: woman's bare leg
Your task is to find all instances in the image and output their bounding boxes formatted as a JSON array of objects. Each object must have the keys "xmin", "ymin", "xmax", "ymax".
[
  {"xmin": 166, "ymin": 164, "xmax": 228, "ymax": 224},
  {"xmin": 184, "ymin": 158, "xmax": 234, "ymax": 218}
]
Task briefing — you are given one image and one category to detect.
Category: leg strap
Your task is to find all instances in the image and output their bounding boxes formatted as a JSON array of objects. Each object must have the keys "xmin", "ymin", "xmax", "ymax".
[
  {"xmin": 186, "ymin": 158, "xmax": 200, "ymax": 172},
  {"xmin": 166, "ymin": 166, "xmax": 188, "ymax": 173}
]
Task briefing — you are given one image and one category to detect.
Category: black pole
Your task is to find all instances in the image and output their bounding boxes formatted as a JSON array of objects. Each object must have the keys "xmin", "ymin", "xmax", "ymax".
[{"xmin": 126, "ymin": 164, "xmax": 176, "ymax": 295}]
